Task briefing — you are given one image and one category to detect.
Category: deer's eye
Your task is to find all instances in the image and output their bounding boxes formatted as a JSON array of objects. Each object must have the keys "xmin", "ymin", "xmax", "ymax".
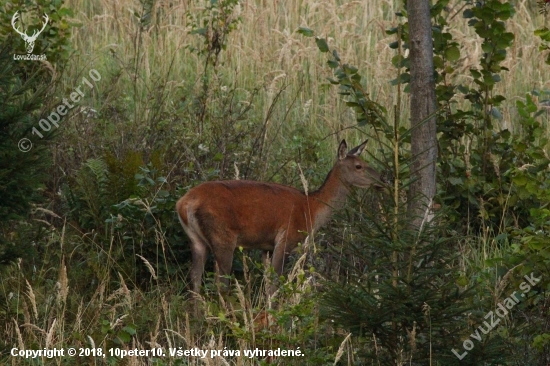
[{"xmin": 355, "ymin": 164, "xmax": 362, "ymax": 170}]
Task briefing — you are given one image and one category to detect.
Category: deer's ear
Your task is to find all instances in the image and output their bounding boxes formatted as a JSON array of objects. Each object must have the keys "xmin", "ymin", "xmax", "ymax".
[
  {"xmin": 338, "ymin": 140, "xmax": 348, "ymax": 160},
  {"xmin": 348, "ymin": 139, "xmax": 368, "ymax": 157}
]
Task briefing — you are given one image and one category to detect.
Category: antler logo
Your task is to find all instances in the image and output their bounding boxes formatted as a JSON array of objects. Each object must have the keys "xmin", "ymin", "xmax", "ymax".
[{"xmin": 11, "ymin": 11, "xmax": 49, "ymax": 54}]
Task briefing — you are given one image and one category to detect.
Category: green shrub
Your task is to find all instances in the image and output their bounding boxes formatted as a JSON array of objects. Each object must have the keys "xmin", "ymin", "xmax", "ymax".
[{"xmin": 0, "ymin": 39, "xmax": 53, "ymax": 266}]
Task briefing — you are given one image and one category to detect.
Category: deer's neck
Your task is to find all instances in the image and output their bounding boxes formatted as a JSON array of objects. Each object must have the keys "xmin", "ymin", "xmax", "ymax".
[{"xmin": 308, "ymin": 167, "xmax": 350, "ymax": 231}]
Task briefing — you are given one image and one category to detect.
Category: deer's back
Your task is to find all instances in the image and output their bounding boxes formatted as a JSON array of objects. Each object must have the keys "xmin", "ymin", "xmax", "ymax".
[{"xmin": 177, "ymin": 180, "xmax": 311, "ymax": 248}]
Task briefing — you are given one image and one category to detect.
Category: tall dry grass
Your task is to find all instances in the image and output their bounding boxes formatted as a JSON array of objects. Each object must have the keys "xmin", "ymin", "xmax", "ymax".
[
  {"xmin": 63, "ymin": 0, "xmax": 550, "ymax": 140},
  {"xmin": 1, "ymin": 221, "xmax": 322, "ymax": 365}
]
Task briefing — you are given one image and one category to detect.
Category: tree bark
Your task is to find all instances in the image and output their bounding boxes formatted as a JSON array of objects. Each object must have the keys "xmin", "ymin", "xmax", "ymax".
[{"xmin": 406, "ymin": 0, "xmax": 437, "ymax": 226}]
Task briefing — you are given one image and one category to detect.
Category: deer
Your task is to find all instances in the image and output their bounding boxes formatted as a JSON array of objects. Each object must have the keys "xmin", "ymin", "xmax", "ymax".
[
  {"xmin": 176, "ymin": 139, "xmax": 383, "ymax": 295},
  {"xmin": 11, "ymin": 11, "xmax": 49, "ymax": 54}
]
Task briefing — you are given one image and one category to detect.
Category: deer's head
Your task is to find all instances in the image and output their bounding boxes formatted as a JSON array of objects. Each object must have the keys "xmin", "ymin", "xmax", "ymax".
[{"xmin": 335, "ymin": 139, "xmax": 384, "ymax": 190}]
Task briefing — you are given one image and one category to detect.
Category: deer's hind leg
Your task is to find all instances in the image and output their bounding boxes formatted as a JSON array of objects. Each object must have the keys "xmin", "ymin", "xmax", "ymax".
[
  {"xmin": 177, "ymin": 200, "xmax": 214, "ymax": 295},
  {"xmin": 195, "ymin": 210, "xmax": 238, "ymax": 293},
  {"xmin": 179, "ymin": 216, "xmax": 210, "ymax": 294},
  {"xmin": 190, "ymin": 240, "xmax": 209, "ymax": 294},
  {"xmin": 209, "ymin": 234, "xmax": 238, "ymax": 293}
]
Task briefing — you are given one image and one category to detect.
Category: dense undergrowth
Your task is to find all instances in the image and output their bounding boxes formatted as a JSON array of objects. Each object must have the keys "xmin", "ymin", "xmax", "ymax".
[{"xmin": 1, "ymin": 0, "xmax": 550, "ymax": 364}]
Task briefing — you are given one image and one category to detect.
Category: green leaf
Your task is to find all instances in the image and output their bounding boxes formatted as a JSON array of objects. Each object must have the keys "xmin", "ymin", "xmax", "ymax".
[
  {"xmin": 123, "ymin": 325, "xmax": 137, "ymax": 335},
  {"xmin": 57, "ymin": 7, "xmax": 73, "ymax": 17},
  {"xmin": 117, "ymin": 330, "xmax": 131, "ymax": 343},
  {"xmin": 315, "ymin": 37, "xmax": 329, "ymax": 52},
  {"xmin": 390, "ymin": 73, "xmax": 410, "ymax": 85},
  {"xmin": 526, "ymin": 95, "xmax": 538, "ymax": 113},
  {"xmin": 343, "ymin": 64, "xmax": 358, "ymax": 74},
  {"xmin": 297, "ymin": 27, "xmax": 314, "ymax": 37},
  {"xmin": 492, "ymin": 95, "xmax": 506, "ymax": 104},
  {"xmin": 481, "ymin": 42, "xmax": 493, "ymax": 53},
  {"xmin": 357, "ymin": 117, "xmax": 368, "ymax": 126},
  {"xmin": 491, "ymin": 107, "xmax": 503, "ymax": 120},
  {"xmin": 391, "ymin": 55, "xmax": 405, "ymax": 67},
  {"xmin": 327, "ymin": 60, "xmax": 339, "ymax": 69},
  {"xmin": 457, "ymin": 85, "xmax": 469, "ymax": 94},
  {"xmin": 445, "ymin": 46, "xmax": 460, "ymax": 61},
  {"xmin": 516, "ymin": 100, "xmax": 528, "ymax": 114},
  {"xmin": 448, "ymin": 177, "xmax": 463, "ymax": 186},
  {"xmin": 456, "ymin": 276, "xmax": 469, "ymax": 287},
  {"xmin": 514, "ymin": 142, "xmax": 527, "ymax": 153},
  {"xmin": 463, "ymin": 9, "xmax": 474, "ymax": 18},
  {"xmin": 500, "ymin": 129, "xmax": 511, "ymax": 140},
  {"xmin": 535, "ymin": 27, "xmax": 550, "ymax": 42},
  {"xmin": 190, "ymin": 27, "xmax": 207, "ymax": 35},
  {"xmin": 433, "ymin": 56, "xmax": 444, "ymax": 69},
  {"xmin": 483, "ymin": 72, "xmax": 495, "ymax": 86},
  {"xmin": 386, "ymin": 27, "xmax": 398, "ymax": 35}
]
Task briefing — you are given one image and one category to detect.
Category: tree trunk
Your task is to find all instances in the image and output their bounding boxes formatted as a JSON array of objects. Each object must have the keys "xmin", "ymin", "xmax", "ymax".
[{"xmin": 406, "ymin": 0, "xmax": 437, "ymax": 227}]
